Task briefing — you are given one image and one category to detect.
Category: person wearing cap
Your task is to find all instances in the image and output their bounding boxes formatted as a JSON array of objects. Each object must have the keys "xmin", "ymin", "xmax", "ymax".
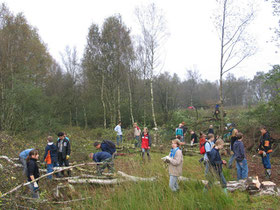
[{"xmin": 56, "ymin": 132, "xmax": 71, "ymax": 176}]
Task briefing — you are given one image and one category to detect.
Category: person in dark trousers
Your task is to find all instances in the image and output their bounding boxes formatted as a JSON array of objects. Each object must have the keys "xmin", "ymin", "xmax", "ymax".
[
  {"xmin": 228, "ymin": 123, "xmax": 238, "ymax": 169},
  {"xmin": 19, "ymin": 148, "xmax": 34, "ymax": 176},
  {"xmin": 89, "ymin": 152, "xmax": 114, "ymax": 176},
  {"xmin": 182, "ymin": 122, "xmax": 187, "ymax": 139},
  {"xmin": 207, "ymin": 139, "xmax": 227, "ymax": 194},
  {"xmin": 141, "ymin": 127, "xmax": 152, "ymax": 162},
  {"xmin": 26, "ymin": 149, "xmax": 40, "ymax": 198},
  {"xmin": 43, "ymin": 136, "xmax": 59, "ymax": 179},
  {"xmin": 190, "ymin": 130, "xmax": 198, "ymax": 145},
  {"xmin": 56, "ymin": 132, "xmax": 71, "ymax": 176},
  {"xmin": 175, "ymin": 123, "xmax": 184, "ymax": 142},
  {"xmin": 233, "ymin": 132, "xmax": 248, "ymax": 180},
  {"xmin": 94, "ymin": 140, "xmax": 116, "ymax": 157},
  {"xmin": 258, "ymin": 126, "xmax": 272, "ymax": 179}
]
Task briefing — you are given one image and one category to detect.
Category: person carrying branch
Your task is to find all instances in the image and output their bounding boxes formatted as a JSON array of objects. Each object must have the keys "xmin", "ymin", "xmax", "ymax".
[
  {"xmin": 258, "ymin": 126, "xmax": 272, "ymax": 179},
  {"xmin": 26, "ymin": 149, "xmax": 40, "ymax": 198}
]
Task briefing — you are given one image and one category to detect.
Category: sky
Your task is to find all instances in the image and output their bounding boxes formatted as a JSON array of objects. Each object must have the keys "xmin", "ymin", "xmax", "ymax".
[{"xmin": 1, "ymin": 0, "xmax": 280, "ymax": 81}]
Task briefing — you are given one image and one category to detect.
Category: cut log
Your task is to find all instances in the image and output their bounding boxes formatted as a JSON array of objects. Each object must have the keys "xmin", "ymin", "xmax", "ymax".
[
  {"xmin": 117, "ymin": 171, "xmax": 157, "ymax": 181},
  {"xmin": 257, "ymin": 181, "xmax": 278, "ymax": 196},
  {"xmin": 0, "ymin": 156, "xmax": 22, "ymax": 167},
  {"xmin": 68, "ymin": 178, "xmax": 126, "ymax": 185}
]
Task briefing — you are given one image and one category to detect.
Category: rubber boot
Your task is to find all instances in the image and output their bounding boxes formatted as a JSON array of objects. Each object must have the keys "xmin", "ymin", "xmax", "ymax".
[{"xmin": 265, "ymin": 169, "xmax": 271, "ymax": 179}]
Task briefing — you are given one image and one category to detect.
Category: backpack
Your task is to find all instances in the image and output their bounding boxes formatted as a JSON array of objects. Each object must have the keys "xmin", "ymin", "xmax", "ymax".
[
  {"xmin": 102, "ymin": 140, "xmax": 116, "ymax": 155},
  {"xmin": 200, "ymin": 141, "xmax": 210, "ymax": 155}
]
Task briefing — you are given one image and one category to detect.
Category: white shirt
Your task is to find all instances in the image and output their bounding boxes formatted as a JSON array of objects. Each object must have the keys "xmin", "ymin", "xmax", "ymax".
[
  {"xmin": 204, "ymin": 141, "xmax": 214, "ymax": 161},
  {"xmin": 114, "ymin": 125, "xmax": 122, "ymax": 135}
]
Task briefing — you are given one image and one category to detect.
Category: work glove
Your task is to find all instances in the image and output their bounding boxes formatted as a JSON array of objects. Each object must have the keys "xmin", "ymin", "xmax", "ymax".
[
  {"xmin": 66, "ymin": 155, "xmax": 70, "ymax": 160},
  {"xmin": 33, "ymin": 182, "xmax": 39, "ymax": 192},
  {"xmin": 161, "ymin": 156, "xmax": 170, "ymax": 162},
  {"xmin": 263, "ymin": 151, "xmax": 267, "ymax": 157}
]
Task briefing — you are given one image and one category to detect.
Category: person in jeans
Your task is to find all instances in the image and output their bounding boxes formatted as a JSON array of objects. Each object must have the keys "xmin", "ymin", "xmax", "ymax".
[
  {"xmin": 133, "ymin": 122, "xmax": 141, "ymax": 147},
  {"xmin": 114, "ymin": 121, "xmax": 123, "ymax": 146},
  {"xmin": 89, "ymin": 152, "xmax": 114, "ymax": 176},
  {"xmin": 19, "ymin": 148, "xmax": 34, "ymax": 176},
  {"xmin": 162, "ymin": 139, "xmax": 183, "ymax": 192},
  {"xmin": 203, "ymin": 134, "xmax": 215, "ymax": 176},
  {"xmin": 140, "ymin": 127, "xmax": 152, "ymax": 162},
  {"xmin": 233, "ymin": 132, "xmax": 248, "ymax": 180},
  {"xmin": 43, "ymin": 136, "xmax": 59, "ymax": 179},
  {"xmin": 26, "ymin": 149, "xmax": 40, "ymax": 198},
  {"xmin": 56, "ymin": 132, "xmax": 71, "ymax": 176}
]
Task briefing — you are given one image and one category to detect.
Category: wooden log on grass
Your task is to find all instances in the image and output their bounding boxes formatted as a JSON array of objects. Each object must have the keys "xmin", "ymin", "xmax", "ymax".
[{"xmin": 117, "ymin": 171, "xmax": 157, "ymax": 181}]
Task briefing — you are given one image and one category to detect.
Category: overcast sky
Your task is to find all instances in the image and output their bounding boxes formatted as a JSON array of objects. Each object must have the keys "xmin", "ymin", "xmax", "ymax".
[{"xmin": 1, "ymin": 0, "xmax": 280, "ymax": 81}]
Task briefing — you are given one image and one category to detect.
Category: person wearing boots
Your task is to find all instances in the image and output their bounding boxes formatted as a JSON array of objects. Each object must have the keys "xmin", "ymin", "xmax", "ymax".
[
  {"xmin": 140, "ymin": 127, "xmax": 151, "ymax": 162},
  {"xmin": 258, "ymin": 126, "xmax": 272, "ymax": 179}
]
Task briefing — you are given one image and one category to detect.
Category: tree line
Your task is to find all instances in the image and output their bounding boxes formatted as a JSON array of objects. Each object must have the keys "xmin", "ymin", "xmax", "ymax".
[{"xmin": 0, "ymin": 3, "xmax": 278, "ymax": 133}]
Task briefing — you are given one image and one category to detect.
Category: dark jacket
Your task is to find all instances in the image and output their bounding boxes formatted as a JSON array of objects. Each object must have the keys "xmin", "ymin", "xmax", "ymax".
[
  {"xmin": 93, "ymin": 152, "xmax": 112, "ymax": 162},
  {"xmin": 43, "ymin": 143, "xmax": 58, "ymax": 164},
  {"xmin": 101, "ymin": 140, "xmax": 116, "ymax": 155},
  {"xmin": 56, "ymin": 138, "xmax": 71, "ymax": 159},
  {"xmin": 259, "ymin": 131, "xmax": 272, "ymax": 153},
  {"xmin": 191, "ymin": 133, "xmax": 198, "ymax": 143},
  {"xmin": 209, "ymin": 148, "xmax": 223, "ymax": 173},
  {"xmin": 233, "ymin": 140, "xmax": 245, "ymax": 162},
  {"xmin": 230, "ymin": 136, "xmax": 238, "ymax": 151},
  {"xmin": 208, "ymin": 128, "xmax": 214, "ymax": 135},
  {"xmin": 27, "ymin": 158, "xmax": 40, "ymax": 182}
]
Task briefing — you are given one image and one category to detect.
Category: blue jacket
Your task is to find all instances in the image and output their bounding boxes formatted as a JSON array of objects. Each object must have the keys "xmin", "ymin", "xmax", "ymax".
[
  {"xmin": 101, "ymin": 140, "xmax": 116, "ymax": 155},
  {"xmin": 93, "ymin": 152, "xmax": 112, "ymax": 162},
  {"xmin": 209, "ymin": 148, "xmax": 223, "ymax": 173},
  {"xmin": 19, "ymin": 149, "xmax": 34, "ymax": 159},
  {"xmin": 43, "ymin": 143, "xmax": 58, "ymax": 164},
  {"xmin": 233, "ymin": 140, "xmax": 245, "ymax": 162}
]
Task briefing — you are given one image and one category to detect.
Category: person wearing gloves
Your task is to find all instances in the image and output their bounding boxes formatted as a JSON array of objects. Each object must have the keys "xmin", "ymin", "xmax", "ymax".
[
  {"xmin": 56, "ymin": 132, "xmax": 71, "ymax": 176},
  {"xmin": 162, "ymin": 139, "xmax": 183, "ymax": 192},
  {"xmin": 258, "ymin": 126, "xmax": 273, "ymax": 179},
  {"xmin": 141, "ymin": 127, "xmax": 152, "ymax": 162},
  {"xmin": 26, "ymin": 149, "xmax": 40, "ymax": 198}
]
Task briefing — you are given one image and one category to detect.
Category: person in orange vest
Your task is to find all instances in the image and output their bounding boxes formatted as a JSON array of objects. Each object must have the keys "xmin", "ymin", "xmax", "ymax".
[
  {"xmin": 258, "ymin": 126, "xmax": 273, "ymax": 179},
  {"xmin": 43, "ymin": 136, "xmax": 58, "ymax": 179}
]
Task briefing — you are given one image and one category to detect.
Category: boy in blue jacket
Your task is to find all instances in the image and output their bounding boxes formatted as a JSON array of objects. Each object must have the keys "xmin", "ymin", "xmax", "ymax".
[
  {"xmin": 43, "ymin": 136, "xmax": 58, "ymax": 179},
  {"xmin": 233, "ymin": 132, "xmax": 248, "ymax": 180},
  {"xmin": 208, "ymin": 139, "xmax": 227, "ymax": 193},
  {"xmin": 19, "ymin": 148, "xmax": 34, "ymax": 175},
  {"xmin": 89, "ymin": 151, "xmax": 114, "ymax": 176}
]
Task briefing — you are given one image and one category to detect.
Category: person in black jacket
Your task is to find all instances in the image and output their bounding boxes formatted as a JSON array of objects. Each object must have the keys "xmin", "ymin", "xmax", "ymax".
[
  {"xmin": 258, "ymin": 126, "xmax": 272, "ymax": 179},
  {"xmin": 26, "ymin": 149, "xmax": 40, "ymax": 198},
  {"xmin": 207, "ymin": 139, "xmax": 227, "ymax": 193},
  {"xmin": 56, "ymin": 132, "xmax": 71, "ymax": 176}
]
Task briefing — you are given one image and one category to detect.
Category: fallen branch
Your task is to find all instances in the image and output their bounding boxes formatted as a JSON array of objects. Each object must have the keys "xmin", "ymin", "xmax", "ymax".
[
  {"xmin": 117, "ymin": 171, "xmax": 157, "ymax": 181},
  {"xmin": 1, "ymin": 161, "xmax": 102, "ymax": 198},
  {"xmin": 51, "ymin": 197, "xmax": 92, "ymax": 204},
  {"xmin": 68, "ymin": 178, "xmax": 126, "ymax": 185},
  {"xmin": 0, "ymin": 156, "xmax": 22, "ymax": 167}
]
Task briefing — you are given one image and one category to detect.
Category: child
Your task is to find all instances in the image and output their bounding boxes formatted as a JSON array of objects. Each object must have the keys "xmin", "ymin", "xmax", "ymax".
[
  {"xmin": 162, "ymin": 139, "xmax": 183, "ymax": 192},
  {"xmin": 89, "ymin": 152, "xmax": 114, "ymax": 176},
  {"xmin": 26, "ymin": 149, "xmax": 40, "ymax": 198},
  {"xmin": 198, "ymin": 132, "xmax": 206, "ymax": 163},
  {"xmin": 207, "ymin": 139, "xmax": 227, "ymax": 193},
  {"xmin": 258, "ymin": 126, "xmax": 272, "ymax": 179},
  {"xmin": 140, "ymin": 127, "xmax": 152, "ymax": 161},
  {"xmin": 204, "ymin": 134, "xmax": 215, "ymax": 175},
  {"xmin": 175, "ymin": 123, "xmax": 184, "ymax": 142},
  {"xmin": 56, "ymin": 132, "xmax": 71, "ymax": 176},
  {"xmin": 43, "ymin": 136, "xmax": 58, "ymax": 179},
  {"xmin": 233, "ymin": 132, "xmax": 248, "ymax": 180},
  {"xmin": 19, "ymin": 148, "xmax": 34, "ymax": 175}
]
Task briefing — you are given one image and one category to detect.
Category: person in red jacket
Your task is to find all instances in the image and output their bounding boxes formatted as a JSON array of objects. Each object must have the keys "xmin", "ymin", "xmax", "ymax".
[{"xmin": 141, "ymin": 127, "xmax": 152, "ymax": 162}]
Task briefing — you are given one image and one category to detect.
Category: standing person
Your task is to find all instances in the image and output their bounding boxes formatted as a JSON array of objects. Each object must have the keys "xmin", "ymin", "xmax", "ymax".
[
  {"xmin": 114, "ymin": 121, "xmax": 123, "ymax": 146},
  {"xmin": 43, "ymin": 136, "xmax": 58, "ymax": 179},
  {"xmin": 89, "ymin": 152, "xmax": 114, "ymax": 176},
  {"xmin": 162, "ymin": 139, "xmax": 183, "ymax": 192},
  {"xmin": 203, "ymin": 134, "xmax": 215, "ymax": 175},
  {"xmin": 175, "ymin": 123, "xmax": 184, "ymax": 142},
  {"xmin": 233, "ymin": 132, "xmax": 248, "ymax": 180},
  {"xmin": 190, "ymin": 130, "xmax": 198, "ymax": 145},
  {"xmin": 208, "ymin": 125, "xmax": 214, "ymax": 135},
  {"xmin": 228, "ymin": 123, "xmax": 238, "ymax": 169},
  {"xmin": 181, "ymin": 122, "xmax": 188, "ymax": 139},
  {"xmin": 19, "ymin": 148, "xmax": 34, "ymax": 175},
  {"xmin": 207, "ymin": 139, "xmax": 227, "ymax": 193},
  {"xmin": 258, "ymin": 126, "xmax": 273, "ymax": 179},
  {"xmin": 140, "ymin": 127, "xmax": 152, "ymax": 161},
  {"xmin": 26, "ymin": 149, "xmax": 40, "ymax": 198},
  {"xmin": 133, "ymin": 122, "xmax": 141, "ymax": 148},
  {"xmin": 56, "ymin": 132, "xmax": 71, "ymax": 176}
]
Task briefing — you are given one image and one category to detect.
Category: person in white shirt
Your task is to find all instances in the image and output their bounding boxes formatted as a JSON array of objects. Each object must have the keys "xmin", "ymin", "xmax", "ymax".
[{"xmin": 114, "ymin": 121, "xmax": 123, "ymax": 146}]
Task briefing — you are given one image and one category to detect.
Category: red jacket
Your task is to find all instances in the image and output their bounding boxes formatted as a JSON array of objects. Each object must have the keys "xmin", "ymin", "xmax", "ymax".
[{"xmin": 141, "ymin": 133, "xmax": 151, "ymax": 149}]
